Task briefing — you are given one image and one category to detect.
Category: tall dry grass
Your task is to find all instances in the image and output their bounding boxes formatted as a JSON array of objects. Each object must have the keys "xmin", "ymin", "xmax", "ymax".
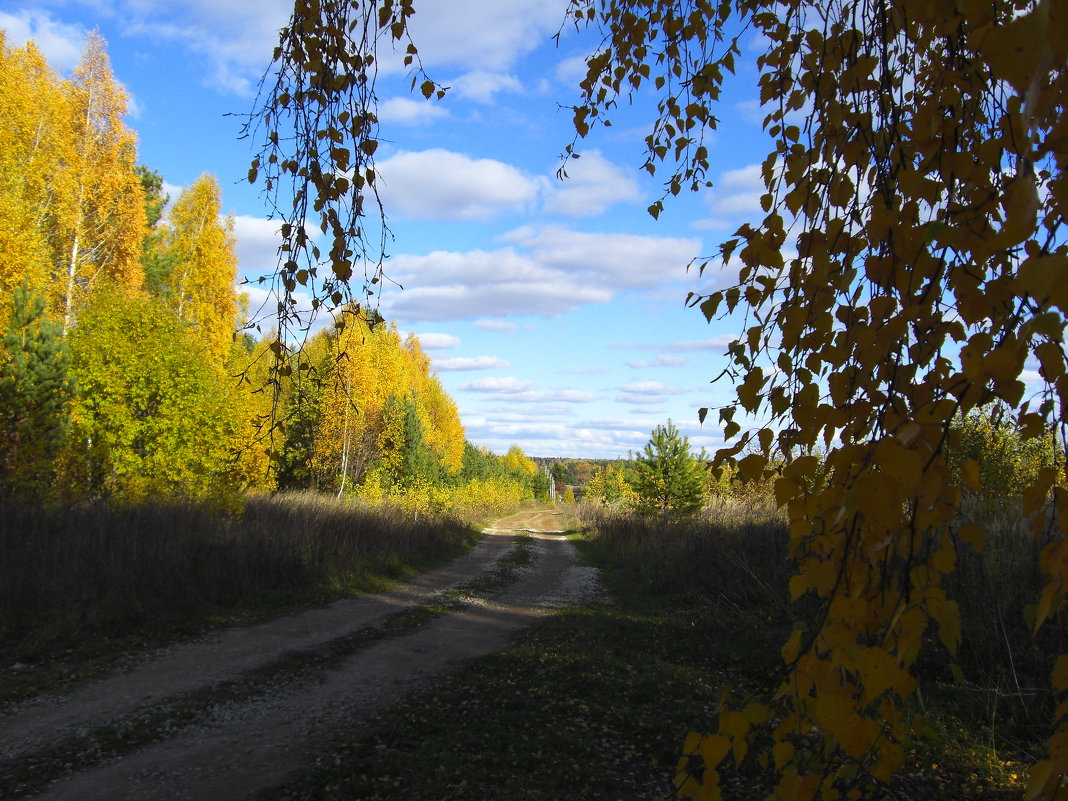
[
  {"xmin": 581, "ymin": 489, "xmax": 1068, "ymax": 712},
  {"xmin": 0, "ymin": 492, "xmax": 474, "ymax": 659},
  {"xmin": 946, "ymin": 496, "xmax": 1068, "ymax": 687},
  {"xmin": 578, "ymin": 493, "xmax": 791, "ymax": 622}
]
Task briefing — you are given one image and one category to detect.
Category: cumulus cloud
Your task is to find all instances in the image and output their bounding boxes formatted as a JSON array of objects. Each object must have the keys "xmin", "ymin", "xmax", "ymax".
[
  {"xmin": 414, "ymin": 333, "xmax": 461, "ymax": 350},
  {"xmin": 545, "ymin": 150, "xmax": 641, "ymax": 217},
  {"xmin": 558, "ymin": 366, "xmax": 606, "ymax": 375},
  {"xmin": 710, "ymin": 164, "xmax": 764, "ymax": 212},
  {"xmin": 435, "ymin": 356, "xmax": 511, "ymax": 371},
  {"xmin": 666, "ymin": 337, "xmax": 734, "ymax": 352},
  {"xmin": 118, "ymin": 0, "xmax": 292, "ymax": 95},
  {"xmin": 461, "ymin": 413, "xmax": 723, "ymax": 459},
  {"xmin": 734, "ymin": 98, "xmax": 764, "ymax": 125},
  {"xmin": 383, "ymin": 247, "xmax": 610, "ymax": 321},
  {"xmin": 402, "ymin": 0, "xmax": 562, "ymax": 73},
  {"xmin": 463, "ymin": 376, "xmax": 535, "ymax": 393},
  {"xmin": 627, "ymin": 355, "xmax": 690, "ymax": 368},
  {"xmin": 554, "ymin": 53, "xmax": 589, "ymax": 84},
  {"xmin": 381, "ymin": 225, "xmax": 699, "ymax": 323},
  {"xmin": 461, "ymin": 377, "xmax": 593, "ymax": 404},
  {"xmin": 231, "ymin": 215, "xmax": 283, "ymax": 279},
  {"xmin": 375, "ymin": 149, "xmax": 538, "ymax": 221},
  {"xmin": 13, "ymin": 2, "xmax": 558, "ymax": 98},
  {"xmin": 501, "ymin": 225, "xmax": 700, "ymax": 288},
  {"xmin": 619, "ymin": 380, "xmax": 686, "ymax": 394},
  {"xmin": 474, "ymin": 319, "xmax": 518, "ymax": 332},
  {"xmin": 0, "ymin": 10, "xmax": 86, "ymax": 72},
  {"xmin": 377, "ymin": 97, "xmax": 449, "ymax": 125},
  {"xmin": 449, "ymin": 70, "xmax": 522, "ymax": 103},
  {"xmin": 615, "ymin": 380, "xmax": 686, "ymax": 406}
]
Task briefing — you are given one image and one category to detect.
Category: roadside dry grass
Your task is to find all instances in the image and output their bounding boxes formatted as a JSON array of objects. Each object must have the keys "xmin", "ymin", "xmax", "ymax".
[{"xmin": 0, "ymin": 492, "xmax": 478, "ymax": 705}]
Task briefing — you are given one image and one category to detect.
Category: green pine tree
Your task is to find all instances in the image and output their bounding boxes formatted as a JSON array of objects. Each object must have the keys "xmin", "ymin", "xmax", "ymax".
[
  {"xmin": 396, "ymin": 396, "xmax": 438, "ymax": 488},
  {"xmin": 135, "ymin": 164, "xmax": 179, "ymax": 298},
  {"xmin": 0, "ymin": 283, "xmax": 73, "ymax": 498},
  {"xmin": 633, "ymin": 420, "xmax": 707, "ymax": 518}
]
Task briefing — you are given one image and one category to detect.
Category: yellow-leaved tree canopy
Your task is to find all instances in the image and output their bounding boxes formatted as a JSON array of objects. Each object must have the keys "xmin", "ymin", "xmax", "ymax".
[
  {"xmin": 152, "ymin": 174, "xmax": 240, "ymax": 363},
  {"xmin": 249, "ymin": 0, "xmax": 1067, "ymax": 797},
  {"xmin": 0, "ymin": 29, "xmax": 145, "ymax": 330},
  {"xmin": 0, "ymin": 35, "xmax": 63, "ymax": 309}
]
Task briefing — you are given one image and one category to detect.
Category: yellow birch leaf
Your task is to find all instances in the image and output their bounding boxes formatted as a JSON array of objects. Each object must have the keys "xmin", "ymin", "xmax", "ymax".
[
  {"xmin": 959, "ymin": 523, "xmax": 987, "ymax": 554},
  {"xmin": 773, "ymin": 741, "xmax": 795, "ymax": 771},
  {"xmin": 699, "ymin": 734, "xmax": 731, "ymax": 769},
  {"xmin": 1025, "ymin": 759, "xmax": 1052, "ymax": 800},
  {"xmin": 1052, "ymin": 654, "xmax": 1068, "ymax": 690}
]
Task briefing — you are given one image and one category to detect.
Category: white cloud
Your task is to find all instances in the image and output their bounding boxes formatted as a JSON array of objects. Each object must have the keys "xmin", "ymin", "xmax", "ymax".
[
  {"xmin": 734, "ymin": 98, "xmax": 764, "ymax": 125},
  {"xmin": 461, "ymin": 377, "xmax": 592, "ymax": 404},
  {"xmin": 119, "ymin": 0, "xmax": 292, "ymax": 95},
  {"xmin": 508, "ymin": 390, "xmax": 595, "ymax": 403},
  {"xmin": 706, "ymin": 164, "xmax": 765, "ymax": 216},
  {"xmin": 474, "ymin": 319, "xmax": 517, "ymax": 332},
  {"xmin": 232, "ymin": 215, "xmax": 283, "ymax": 279},
  {"xmin": 545, "ymin": 150, "xmax": 641, "ymax": 217},
  {"xmin": 161, "ymin": 181, "xmax": 184, "ymax": 203},
  {"xmin": 554, "ymin": 53, "xmax": 589, "ymax": 84},
  {"xmin": 627, "ymin": 355, "xmax": 690, "ymax": 368},
  {"xmin": 376, "ymin": 149, "xmax": 538, "ymax": 220},
  {"xmin": 619, "ymin": 381, "xmax": 685, "ymax": 395},
  {"xmin": 617, "ymin": 393, "xmax": 672, "ymax": 406},
  {"xmin": 383, "ymin": 247, "xmax": 610, "ymax": 321},
  {"xmin": 435, "ymin": 355, "xmax": 511, "ymax": 370},
  {"xmin": 0, "ymin": 10, "xmax": 86, "ymax": 72},
  {"xmin": 415, "ymin": 333, "xmax": 461, "ymax": 349},
  {"xmin": 449, "ymin": 70, "xmax": 522, "ymax": 103},
  {"xmin": 501, "ymin": 225, "xmax": 700, "ymax": 288},
  {"xmin": 616, "ymin": 380, "xmax": 686, "ymax": 407},
  {"xmin": 666, "ymin": 337, "xmax": 734, "ymax": 352},
  {"xmin": 381, "ymin": 226, "xmax": 700, "ymax": 323},
  {"xmin": 402, "ymin": 1, "xmax": 562, "ymax": 73},
  {"xmin": 460, "ymin": 412, "xmax": 723, "ymax": 459},
  {"xmin": 463, "ymin": 376, "xmax": 535, "ymax": 393},
  {"xmin": 558, "ymin": 366, "xmax": 606, "ymax": 375},
  {"xmin": 241, "ymin": 283, "xmax": 321, "ymax": 335},
  {"xmin": 378, "ymin": 96, "xmax": 449, "ymax": 125}
]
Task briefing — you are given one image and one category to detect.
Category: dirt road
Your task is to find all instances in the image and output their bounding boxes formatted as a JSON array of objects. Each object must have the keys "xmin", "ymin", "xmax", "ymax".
[{"xmin": 1, "ymin": 509, "xmax": 597, "ymax": 801}]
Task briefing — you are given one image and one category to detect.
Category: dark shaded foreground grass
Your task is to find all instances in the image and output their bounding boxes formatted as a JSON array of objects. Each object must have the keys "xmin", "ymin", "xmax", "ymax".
[
  {"xmin": 263, "ymin": 517, "xmax": 1029, "ymax": 801},
  {"xmin": 0, "ymin": 492, "xmax": 478, "ymax": 705}
]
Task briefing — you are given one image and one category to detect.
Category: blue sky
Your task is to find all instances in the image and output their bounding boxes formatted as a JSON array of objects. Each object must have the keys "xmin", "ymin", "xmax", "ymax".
[{"xmin": 2, "ymin": 1, "xmax": 780, "ymax": 459}]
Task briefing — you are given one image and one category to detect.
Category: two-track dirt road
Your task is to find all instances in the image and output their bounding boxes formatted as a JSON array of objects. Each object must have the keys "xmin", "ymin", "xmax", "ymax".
[{"xmin": 1, "ymin": 509, "xmax": 598, "ymax": 801}]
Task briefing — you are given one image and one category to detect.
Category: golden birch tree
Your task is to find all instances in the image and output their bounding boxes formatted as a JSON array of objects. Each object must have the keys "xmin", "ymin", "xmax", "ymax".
[
  {"xmin": 254, "ymin": 0, "xmax": 1068, "ymax": 796},
  {"xmin": 156, "ymin": 174, "xmax": 239, "ymax": 363},
  {"xmin": 52, "ymin": 30, "xmax": 145, "ymax": 329},
  {"xmin": 0, "ymin": 36, "xmax": 63, "ymax": 312}
]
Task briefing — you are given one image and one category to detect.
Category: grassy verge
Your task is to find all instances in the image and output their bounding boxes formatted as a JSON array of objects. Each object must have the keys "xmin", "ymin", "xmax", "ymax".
[{"xmin": 0, "ymin": 492, "xmax": 479, "ymax": 706}]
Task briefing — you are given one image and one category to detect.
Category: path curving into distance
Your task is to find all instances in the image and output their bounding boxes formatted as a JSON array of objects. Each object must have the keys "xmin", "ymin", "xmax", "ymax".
[{"xmin": 1, "ymin": 509, "xmax": 598, "ymax": 801}]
